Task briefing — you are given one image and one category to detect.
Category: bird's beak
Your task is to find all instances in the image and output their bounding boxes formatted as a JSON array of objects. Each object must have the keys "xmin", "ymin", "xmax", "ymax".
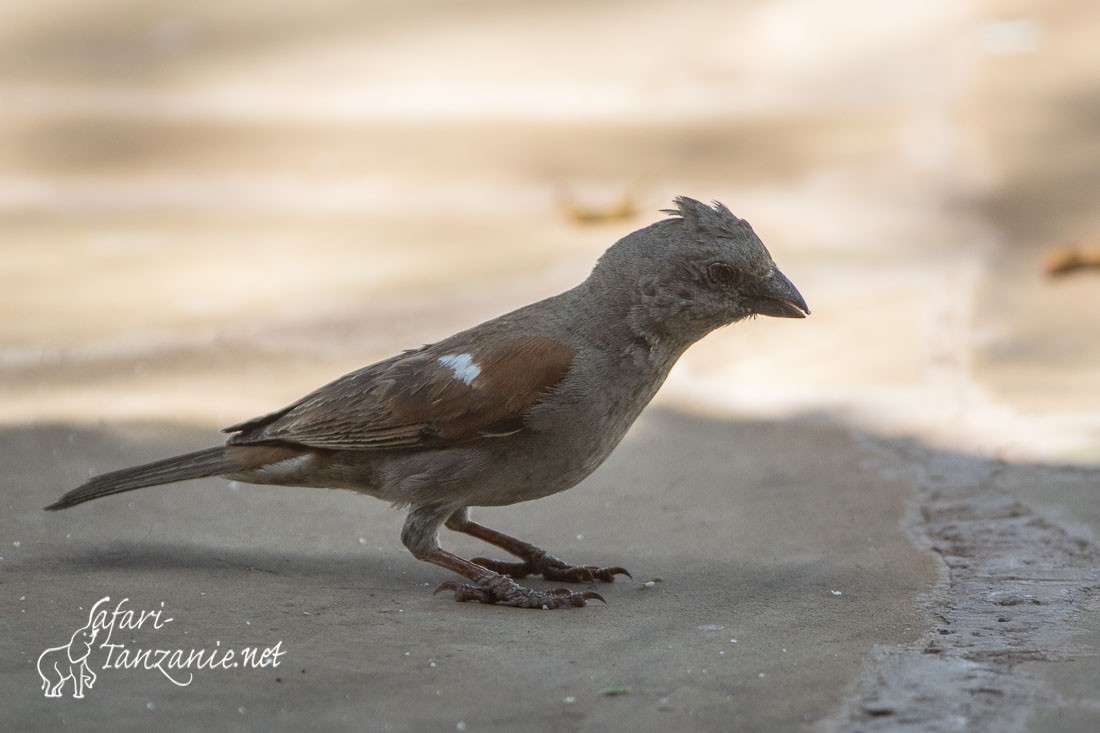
[{"xmin": 750, "ymin": 268, "xmax": 810, "ymax": 319}]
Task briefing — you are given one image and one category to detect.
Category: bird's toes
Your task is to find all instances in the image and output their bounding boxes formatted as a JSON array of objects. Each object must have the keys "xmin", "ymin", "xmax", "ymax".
[
  {"xmin": 433, "ymin": 576, "xmax": 604, "ymax": 608},
  {"xmin": 541, "ymin": 564, "xmax": 631, "ymax": 583},
  {"xmin": 433, "ymin": 581, "xmax": 497, "ymax": 604},
  {"xmin": 471, "ymin": 556, "xmax": 534, "ymax": 579},
  {"xmin": 540, "ymin": 564, "xmax": 594, "ymax": 582},
  {"xmin": 532, "ymin": 588, "xmax": 604, "ymax": 608}
]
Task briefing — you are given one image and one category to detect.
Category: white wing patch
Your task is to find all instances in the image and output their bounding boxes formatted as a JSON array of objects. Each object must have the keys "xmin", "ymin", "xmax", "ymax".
[{"xmin": 437, "ymin": 353, "xmax": 481, "ymax": 386}]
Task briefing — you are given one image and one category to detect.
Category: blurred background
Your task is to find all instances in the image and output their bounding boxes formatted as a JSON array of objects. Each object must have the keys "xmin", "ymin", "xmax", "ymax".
[{"xmin": 2, "ymin": 0, "xmax": 1098, "ymax": 461}]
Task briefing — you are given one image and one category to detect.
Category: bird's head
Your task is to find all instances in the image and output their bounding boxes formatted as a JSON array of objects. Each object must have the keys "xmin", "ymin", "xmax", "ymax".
[{"xmin": 590, "ymin": 196, "xmax": 809, "ymax": 347}]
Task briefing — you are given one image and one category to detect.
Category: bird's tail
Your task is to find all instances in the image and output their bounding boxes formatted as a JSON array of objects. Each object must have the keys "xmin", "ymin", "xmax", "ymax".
[{"xmin": 45, "ymin": 447, "xmax": 236, "ymax": 511}]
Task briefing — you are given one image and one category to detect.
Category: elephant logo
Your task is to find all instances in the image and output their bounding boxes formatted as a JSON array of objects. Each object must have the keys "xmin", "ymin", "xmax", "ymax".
[{"xmin": 37, "ymin": 598, "xmax": 108, "ymax": 699}]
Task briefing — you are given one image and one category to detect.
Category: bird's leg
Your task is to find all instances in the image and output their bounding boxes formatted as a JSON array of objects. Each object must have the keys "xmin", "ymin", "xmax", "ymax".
[
  {"xmin": 444, "ymin": 508, "xmax": 630, "ymax": 583},
  {"xmin": 402, "ymin": 507, "xmax": 604, "ymax": 608}
]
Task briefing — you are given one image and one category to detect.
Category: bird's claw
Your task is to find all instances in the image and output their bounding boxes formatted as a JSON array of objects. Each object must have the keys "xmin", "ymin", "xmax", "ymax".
[
  {"xmin": 543, "ymin": 564, "xmax": 632, "ymax": 583},
  {"xmin": 471, "ymin": 555, "xmax": 631, "ymax": 584},
  {"xmin": 433, "ymin": 577, "xmax": 604, "ymax": 608}
]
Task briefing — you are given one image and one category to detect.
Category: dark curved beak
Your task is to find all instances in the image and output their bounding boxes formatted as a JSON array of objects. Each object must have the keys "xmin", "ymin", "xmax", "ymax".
[{"xmin": 751, "ymin": 268, "xmax": 810, "ymax": 319}]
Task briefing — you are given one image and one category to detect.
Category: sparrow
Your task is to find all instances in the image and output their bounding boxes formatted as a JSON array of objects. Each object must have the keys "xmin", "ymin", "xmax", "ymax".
[{"xmin": 47, "ymin": 197, "xmax": 809, "ymax": 609}]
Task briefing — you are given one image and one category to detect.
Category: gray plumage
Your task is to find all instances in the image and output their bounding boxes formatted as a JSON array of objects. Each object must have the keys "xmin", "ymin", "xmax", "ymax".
[{"xmin": 47, "ymin": 197, "xmax": 809, "ymax": 609}]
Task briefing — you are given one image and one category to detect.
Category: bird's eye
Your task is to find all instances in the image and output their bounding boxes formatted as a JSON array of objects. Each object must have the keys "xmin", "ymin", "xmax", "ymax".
[{"xmin": 708, "ymin": 262, "xmax": 740, "ymax": 286}]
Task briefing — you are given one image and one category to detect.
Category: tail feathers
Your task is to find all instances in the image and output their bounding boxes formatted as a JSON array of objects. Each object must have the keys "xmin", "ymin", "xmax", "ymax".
[{"xmin": 46, "ymin": 447, "xmax": 236, "ymax": 511}]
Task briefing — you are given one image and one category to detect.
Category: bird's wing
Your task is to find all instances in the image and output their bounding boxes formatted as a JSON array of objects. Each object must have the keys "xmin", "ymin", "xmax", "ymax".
[{"xmin": 223, "ymin": 335, "xmax": 575, "ymax": 451}]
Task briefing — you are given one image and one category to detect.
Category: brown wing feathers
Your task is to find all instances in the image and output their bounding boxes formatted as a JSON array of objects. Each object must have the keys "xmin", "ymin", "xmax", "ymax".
[{"xmin": 226, "ymin": 336, "xmax": 575, "ymax": 452}]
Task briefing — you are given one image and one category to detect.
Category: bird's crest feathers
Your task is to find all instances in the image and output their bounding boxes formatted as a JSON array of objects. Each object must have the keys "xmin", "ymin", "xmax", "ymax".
[{"xmin": 662, "ymin": 196, "xmax": 752, "ymax": 240}]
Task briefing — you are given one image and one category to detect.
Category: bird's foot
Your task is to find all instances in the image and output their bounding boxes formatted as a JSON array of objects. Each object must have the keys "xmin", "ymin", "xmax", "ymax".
[
  {"xmin": 471, "ymin": 550, "xmax": 630, "ymax": 583},
  {"xmin": 434, "ymin": 574, "xmax": 605, "ymax": 609}
]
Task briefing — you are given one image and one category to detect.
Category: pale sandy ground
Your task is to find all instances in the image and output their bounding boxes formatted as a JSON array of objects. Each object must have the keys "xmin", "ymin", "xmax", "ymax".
[{"xmin": 2, "ymin": 1, "xmax": 1099, "ymax": 731}]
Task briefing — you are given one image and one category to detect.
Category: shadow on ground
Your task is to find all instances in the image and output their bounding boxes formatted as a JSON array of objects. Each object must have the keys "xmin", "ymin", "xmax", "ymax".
[{"xmin": 2, "ymin": 408, "xmax": 1097, "ymax": 731}]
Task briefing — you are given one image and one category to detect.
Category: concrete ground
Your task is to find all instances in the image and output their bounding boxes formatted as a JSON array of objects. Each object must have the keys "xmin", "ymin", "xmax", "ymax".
[{"xmin": 2, "ymin": 1, "xmax": 1099, "ymax": 731}]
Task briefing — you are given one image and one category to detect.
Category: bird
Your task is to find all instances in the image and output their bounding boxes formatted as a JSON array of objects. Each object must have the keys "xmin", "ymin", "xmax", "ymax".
[{"xmin": 46, "ymin": 196, "xmax": 809, "ymax": 609}]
